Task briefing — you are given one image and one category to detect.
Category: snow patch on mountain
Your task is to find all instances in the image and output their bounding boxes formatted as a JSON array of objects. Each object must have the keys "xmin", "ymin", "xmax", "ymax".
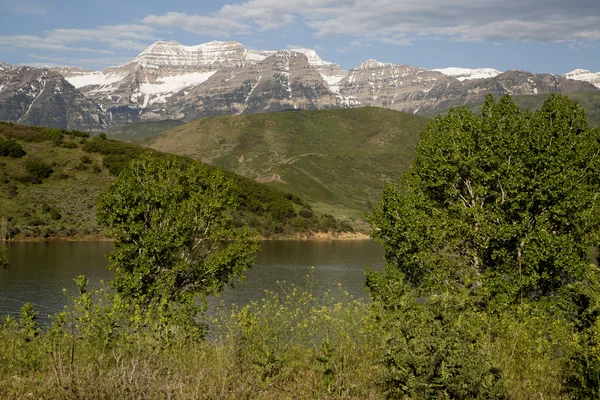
[
  {"xmin": 134, "ymin": 41, "xmax": 274, "ymax": 69},
  {"xmin": 322, "ymin": 74, "xmax": 346, "ymax": 93},
  {"xmin": 356, "ymin": 59, "xmax": 394, "ymax": 69},
  {"xmin": 66, "ymin": 72, "xmax": 127, "ymax": 90},
  {"xmin": 288, "ymin": 48, "xmax": 332, "ymax": 66},
  {"xmin": 139, "ymin": 71, "xmax": 217, "ymax": 99},
  {"xmin": 565, "ymin": 69, "xmax": 600, "ymax": 88},
  {"xmin": 433, "ymin": 67, "xmax": 501, "ymax": 81}
]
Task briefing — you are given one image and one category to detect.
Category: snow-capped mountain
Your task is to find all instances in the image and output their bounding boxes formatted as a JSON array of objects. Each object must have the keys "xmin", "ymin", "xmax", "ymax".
[
  {"xmin": 0, "ymin": 64, "xmax": 105, "ymax": 131},
  {"xmin": 0, "ymin": 40, "xmax": 599, "ymax": 131},
  {"xmin": 565, "ymin": 69, "xmax": 600, "ymax": 88},
  {"xmin": 433, "ymin": 67, "xmax": 502, "ymax": 81}
]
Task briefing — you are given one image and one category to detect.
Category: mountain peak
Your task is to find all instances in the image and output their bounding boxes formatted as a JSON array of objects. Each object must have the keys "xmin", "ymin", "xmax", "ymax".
[
  {"xmin": 565, "ymin": 69, "xmax": 600, "ymax": 88},
  {"xmin": 285, "ymin": 48, "xmax": 332, "ymax": 66},
  {"xmin": 132, "ymin": 40, "xmax": 251, "ymax": 69},
  {"xmin": 355, "ymin": 59, "xmax": 393, "ymax": 69},
  {"xmin": 433, "ymin": 67, "xmax": 502, "ymax": 81}
]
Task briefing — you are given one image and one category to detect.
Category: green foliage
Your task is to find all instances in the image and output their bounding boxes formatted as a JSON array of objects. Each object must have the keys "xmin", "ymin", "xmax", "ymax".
[
  {"xmin": 49, "ymin": 208, "xmax": 61, "ymax": 221},
  {"xmin": 97, "ymin": 153, "xmax": 260, "ymax": 323},
  {"xmin": 370, "ymin": 94, "xmax": 600, "ymax": 305},
  {"xmin": 368, "ymin": 94, "xmax": 600, "ymax": 397},
  {"xmin": 0, "ymin": 139, "xmax": 25, "ymax": 158},
  {"xmin": 19, "ymin": 303, "xmax": 40, "ymax": 342},
  {"xmin": 24, "ymin": 158, "xmax": 53, "ymax": 181},
  {"xmin": 41, "ymin": 202, "xmax": 51, "ymax": 213},
  {"xmin": 107, "ymin": 119, "xmax": 185, "ymax": 142},
  {"xmin": 454, "ymin": 92, "xmax": 600, "ymax": 129},
  {"xmin": 141, "ymin": 107, "xmax": 429, "ymax": 226},
  {"xmin": 0, "ymin": 121, "xmax": 347, "ymax": 240},
  {"xmin": 83, "ymin": 136, "xmax": 145, "ymax": 175},
  {"xmin": 0, "ymin": 276, "xmax": 379, "ymax": 399},
  {"xmin": 60, "ymin": 140, "xmax": 78, "ymax": 149},
  {"xmin": 0, "ymin": 122, "xmax": 87, "ymax": 143},
  {"xmin": 213, "ymin": 277, "xmax": 380, "ymax": 397}
]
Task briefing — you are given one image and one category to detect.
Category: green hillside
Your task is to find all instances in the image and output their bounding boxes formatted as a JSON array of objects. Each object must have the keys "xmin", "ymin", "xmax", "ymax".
[
  {"xmin": 0, "ymin": 123, "xmax": 352, "ymax": 240},
  {"xmin": 426, "ymin": 92, "xmax": 600, "ymax": 128},
  {"xmin": 140, "ymin": 107, "xmax": 430, "ymax": 227},
  {"xmin": 106, "ymin": 119, "xmax": 185, "ymax": 142}
]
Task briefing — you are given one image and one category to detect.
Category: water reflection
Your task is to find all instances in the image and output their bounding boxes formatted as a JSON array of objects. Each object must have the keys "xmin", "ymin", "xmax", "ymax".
[{"xmin": 0, "ymin": 240, "xmax": 385, "ymax": 323}]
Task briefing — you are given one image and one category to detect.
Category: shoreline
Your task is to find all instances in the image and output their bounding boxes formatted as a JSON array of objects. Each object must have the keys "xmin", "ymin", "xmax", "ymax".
[
  {"xmin": 263, "ymin": 231, "xmax": 372, "ymax": 241},
  {"xmin": 3, "ymin": 231, "xmax": 372, "ymax": 243}
]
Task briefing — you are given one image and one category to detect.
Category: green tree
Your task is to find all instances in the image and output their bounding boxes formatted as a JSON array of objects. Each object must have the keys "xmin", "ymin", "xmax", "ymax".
[
  {"xmin": 369, "ymin": 93, "xmax": 600, "ymax": 308},
  {"xmin": 367, "ymin": 94, "xmax": 600, "ymax": 397},
  {"xmin": 97, "ymin": 153, "xmax": 259, "ymax": 324}
]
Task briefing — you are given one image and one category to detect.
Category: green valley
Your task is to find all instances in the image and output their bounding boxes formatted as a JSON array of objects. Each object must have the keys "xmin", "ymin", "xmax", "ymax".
[{"xmin": 140, "ymin": 107, "xmax": 430, "ymax": 228}]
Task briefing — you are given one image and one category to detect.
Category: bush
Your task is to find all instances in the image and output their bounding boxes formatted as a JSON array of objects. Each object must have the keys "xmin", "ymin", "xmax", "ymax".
[
  {"xmin": 0, "ymin": 139, "xmax": 25, "ymax": 158},
  {"xmin": 24, "ymin": 158, "xmax": 53, "ymax": 181},
  {"xmin": 60, "ymin": 141, "xmax": 78, "ymax": 149},
  {"xmin": 49, "ymin": 208, "xmax": 61, "ymax": 221},
  {"xmin": 299, "ymin": 207, "xmax": 314, "ymax": 219}
]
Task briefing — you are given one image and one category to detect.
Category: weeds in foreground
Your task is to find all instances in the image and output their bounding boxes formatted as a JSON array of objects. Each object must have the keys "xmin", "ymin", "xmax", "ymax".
[
  {"xmin": 0, "ymin": 274, "xmax": 382, "ymax": 399},
  {"xmin": 0, "ymin": 273, "xmax": 597, "ymax": 399}
]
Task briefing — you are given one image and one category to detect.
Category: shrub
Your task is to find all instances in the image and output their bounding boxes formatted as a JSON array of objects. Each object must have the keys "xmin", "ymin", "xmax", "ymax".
[
  {"xmin": 0, "ymin": 139, "xmax": 25, "ymax": 158},
  {"xmin": 25, "ymin": 158, "xmax": 53, "ymax": 180},
  {"xmin": 49, "ymin": 208, "xmax": 61, "ymax": 221},
  {"xmin": 60, "ymin": 141, "xmax": 78, "ymax": 149}
]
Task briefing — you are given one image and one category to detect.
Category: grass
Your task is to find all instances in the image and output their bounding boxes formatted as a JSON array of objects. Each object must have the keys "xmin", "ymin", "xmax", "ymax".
[
  {"xmin": 140, "ymin": 107, "xmax": 429, "ymax": 225},
  {"xmin": 0, "ymin": 123, "xmax": 354, "ymax": 240},
  {"xmin": 106, "ymin": 119, "xmax": 185, "ymax": 142},
  {"xmin": 0, "ymin": 279, "xmax": 382, "ymax": 399},
  {"xmin": 0, "ymin": 277, "xmax": 585, "ymax": 399}
]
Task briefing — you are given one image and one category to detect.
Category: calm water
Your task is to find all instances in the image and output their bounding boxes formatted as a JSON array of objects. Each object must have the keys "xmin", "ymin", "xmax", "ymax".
[{"xmin": 0, "ymin": 241, "xmax": 384, "ymax": 323}]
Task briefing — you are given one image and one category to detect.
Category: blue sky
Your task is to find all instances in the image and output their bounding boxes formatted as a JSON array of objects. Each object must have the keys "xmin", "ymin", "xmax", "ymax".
[{"xmin": 1, "ymin": 0, "xmax": 599, "ymax": 74}]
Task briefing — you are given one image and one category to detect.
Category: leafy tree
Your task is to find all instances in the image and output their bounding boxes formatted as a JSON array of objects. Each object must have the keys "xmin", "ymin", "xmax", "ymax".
[
  {"xmin": 367, "ymin": 94, "xmax": 600, "ymax": 397},
  {"xmin": 369, "ymin": 93, "xmax": 600, "ymax": 309},
  {"xmin": 97, "ymin": 153, "xmax": 259, "ymax": 323}
]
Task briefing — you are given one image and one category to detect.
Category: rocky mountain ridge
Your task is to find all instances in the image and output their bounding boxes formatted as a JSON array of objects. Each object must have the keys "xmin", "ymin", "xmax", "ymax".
[{"xmin": 1, "ymin": 40, "xmax": 598, "ymax": 131}]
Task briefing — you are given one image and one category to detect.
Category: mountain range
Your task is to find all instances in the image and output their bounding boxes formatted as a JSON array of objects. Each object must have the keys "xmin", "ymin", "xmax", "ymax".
[{"xmin": 1, "ymin": 41, "xmax": 599, "ymax": 131}]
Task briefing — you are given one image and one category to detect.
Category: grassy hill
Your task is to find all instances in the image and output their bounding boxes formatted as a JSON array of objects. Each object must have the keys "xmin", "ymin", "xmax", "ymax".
[
  {"xmin": 425, "ymin": 92, "xmax": 600, "ymax": 128},
  {"xmin": 140, "ymin": 107, "xmax": 430, "ymax": 227},
  {"xmin": 106, "ymin": 119, "xmax": 185, "ymax": 142},
  {"xmin": 0, "ymin": 123, "xmax": 352, "ymax": 240}
]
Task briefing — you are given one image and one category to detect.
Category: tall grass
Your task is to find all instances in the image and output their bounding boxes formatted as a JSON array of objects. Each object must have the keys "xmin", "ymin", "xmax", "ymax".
[
  {"xmin": 0, "ymin": 275, "xmax": 382, "ymax": 399},
  {"xmin": 0, "ymin": 274, "xmax": 594, "ymax": 399}
]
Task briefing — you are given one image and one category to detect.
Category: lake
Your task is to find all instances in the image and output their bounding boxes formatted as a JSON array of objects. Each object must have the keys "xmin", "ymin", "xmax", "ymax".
[{"xmin": 0, "ymin": 240, "xmax": 385, "ymax": 323}]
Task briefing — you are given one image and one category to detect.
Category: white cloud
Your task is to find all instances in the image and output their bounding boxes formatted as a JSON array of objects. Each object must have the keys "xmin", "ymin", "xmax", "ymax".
[
  {"xmin": 142, "ymin": 12, "xmax": 250, "ymax": 37},
  {"xmin": 0, "ymin": 24, "xmax": 157, "ymax": 55},
  {"xmin": 27, "ymin": 54, "xmax": 133, "ymax": 69},
  {"xmin": 141, "ymin": 0, "xmax": 600, "ymax": 45}
]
